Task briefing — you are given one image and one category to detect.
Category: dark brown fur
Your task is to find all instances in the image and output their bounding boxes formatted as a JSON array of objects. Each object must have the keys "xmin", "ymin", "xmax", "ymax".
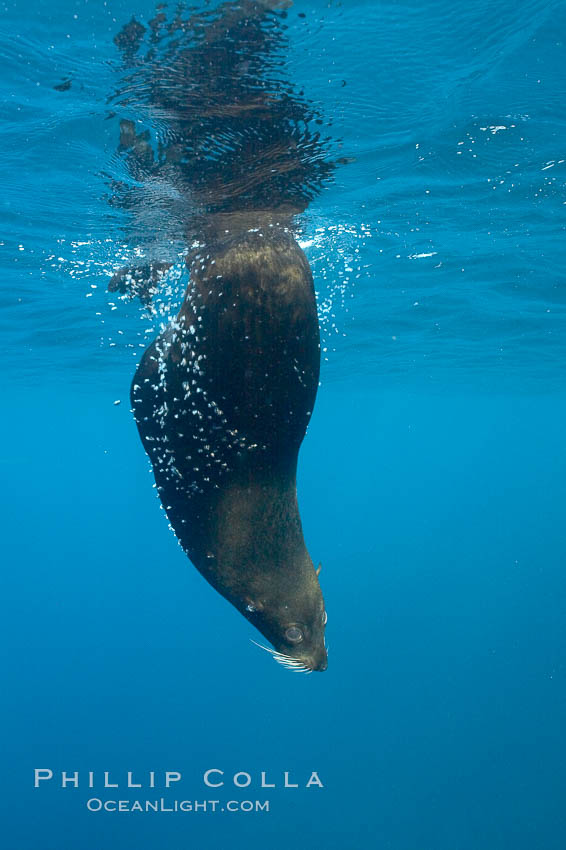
[{"xmin": 131, "ymin": 227, "xmax": 327, "ymax": 671}]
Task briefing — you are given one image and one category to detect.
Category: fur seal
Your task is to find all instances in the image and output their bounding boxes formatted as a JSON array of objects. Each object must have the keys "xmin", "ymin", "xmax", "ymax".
[
  {"xmin": 110, "ymin": 1, "xmax": 336, "ymax": 671},
  {"xmin": 131, "ymin": 226, "xmax": 327, "ymax": 672}
]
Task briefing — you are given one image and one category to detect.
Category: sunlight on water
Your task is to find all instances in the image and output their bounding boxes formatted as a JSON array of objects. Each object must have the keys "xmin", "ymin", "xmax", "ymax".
[{"xmin": 1, "ymin": 0, "xmax": 565, "ymax": 390}]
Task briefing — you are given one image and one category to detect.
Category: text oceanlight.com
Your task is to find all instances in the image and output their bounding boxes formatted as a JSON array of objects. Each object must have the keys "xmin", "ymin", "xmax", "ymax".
[{"xmin": 86, "ymin": 798, "xmax": 269, "ymax": 813}]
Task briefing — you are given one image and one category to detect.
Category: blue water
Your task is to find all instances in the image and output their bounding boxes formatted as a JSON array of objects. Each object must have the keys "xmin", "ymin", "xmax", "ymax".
[{"xmin": 2, "ymin": 0, "xmax": 566, "ymax": 848}]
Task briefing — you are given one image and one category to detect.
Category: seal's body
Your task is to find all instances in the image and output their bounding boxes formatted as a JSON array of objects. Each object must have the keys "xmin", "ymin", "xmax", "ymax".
[
  {"xmin": 132, "ymin": 227, "xmax": 327, "ymax": 671},
  {"xmin": 111, "ymin": 0, "xmax": 334, "ymax": 671}
]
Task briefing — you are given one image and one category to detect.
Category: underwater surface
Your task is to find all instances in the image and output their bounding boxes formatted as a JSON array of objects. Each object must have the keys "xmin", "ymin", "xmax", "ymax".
[{"xmin": 1, "ymin": 0, "xmax": 566, "ymax": 847}]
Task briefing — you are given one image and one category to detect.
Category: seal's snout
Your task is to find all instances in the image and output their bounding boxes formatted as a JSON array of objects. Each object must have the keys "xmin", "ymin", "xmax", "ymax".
[
  {"xmin": 308, "ymin": 643, "xmax": 328, "ymax": 672},
  {"xmin": 288, "ymin": 649, "xmax": 327, "ymax": 673},
  {"xmin": 289, "ymin": 640, "xmax": 328, "ymax": 673},
  {"xmin": 310, "ymin": 654, "xmax": 328, "ymax": 673},
  {"xmin": 284, "ymin": 648, "xmax": 328, "ymax": 674}
]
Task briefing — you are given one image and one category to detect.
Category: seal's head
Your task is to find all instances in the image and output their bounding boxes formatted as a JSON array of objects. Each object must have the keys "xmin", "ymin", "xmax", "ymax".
[{"xmin": 244, "ymin": 574, "xmax": 328, "ymax": 673}]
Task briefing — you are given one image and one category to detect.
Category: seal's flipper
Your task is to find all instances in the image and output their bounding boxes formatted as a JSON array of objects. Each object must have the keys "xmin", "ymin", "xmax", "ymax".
[{"xmin": 108, "ymin": 261, "xmax": 172, "ymax": 305}]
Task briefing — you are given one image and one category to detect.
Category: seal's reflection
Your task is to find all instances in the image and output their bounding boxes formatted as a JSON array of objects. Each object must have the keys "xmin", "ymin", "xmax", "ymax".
[{"xmin": 109, "ymin": 1, "xmax": 336, "ymax": 671}]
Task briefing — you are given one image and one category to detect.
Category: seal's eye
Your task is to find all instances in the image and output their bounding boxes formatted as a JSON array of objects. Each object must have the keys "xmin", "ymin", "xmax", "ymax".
[{"xmin": 284, "ymin": 626, "xmax": 304, "ymax": 644}]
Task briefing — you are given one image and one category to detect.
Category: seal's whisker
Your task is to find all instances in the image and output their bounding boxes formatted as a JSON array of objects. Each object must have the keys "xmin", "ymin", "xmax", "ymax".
[
  {"xmin": 250, "ymin": 639, "xmax": 277, "ymax": 656},
  {"xmin": 273, "ymin": 655, "xmax": 312, "ymax": 674},
  {"xmin": 273, "ymin": 656, "xmax": 301, "ymax": 669},
  {"xmin": 273, "ymin": 650, "xmax": 298, "ymax": 662},
  {"xmin": 250, "ymin": 641, "xmax": 313, "ymax": 674}
]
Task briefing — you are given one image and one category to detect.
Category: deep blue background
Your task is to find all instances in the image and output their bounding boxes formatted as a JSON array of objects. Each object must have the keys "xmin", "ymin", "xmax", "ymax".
[{"xmin": 1, "ymin": 0, "xmax": 566, "ymax": 848}]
